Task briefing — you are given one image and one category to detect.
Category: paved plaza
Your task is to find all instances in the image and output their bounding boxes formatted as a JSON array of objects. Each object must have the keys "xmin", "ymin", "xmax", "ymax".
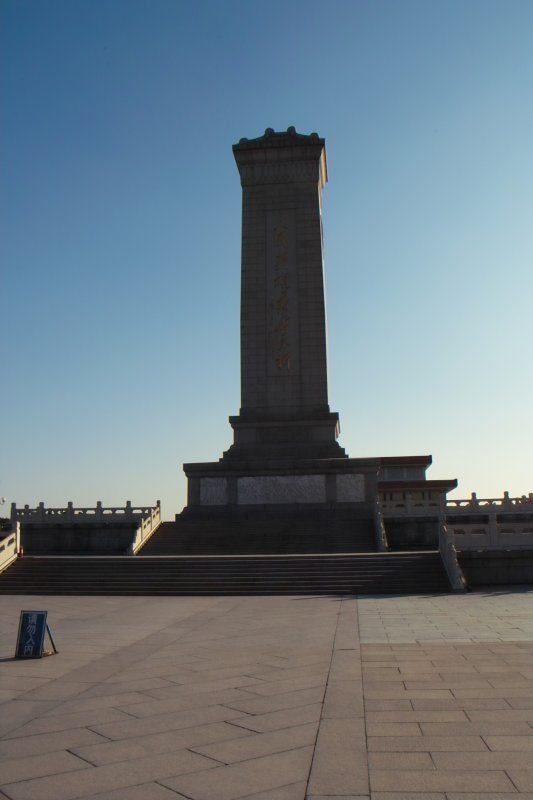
[{"xmin": 1, "ymin": 591, "xmax": 533, "ymax": 799}]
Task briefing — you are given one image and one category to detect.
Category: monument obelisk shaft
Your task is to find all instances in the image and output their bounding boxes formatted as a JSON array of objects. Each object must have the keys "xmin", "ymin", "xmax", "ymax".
[{"xmin": 226, "ymin": 127, "xmax": 344, "ymax": 461}]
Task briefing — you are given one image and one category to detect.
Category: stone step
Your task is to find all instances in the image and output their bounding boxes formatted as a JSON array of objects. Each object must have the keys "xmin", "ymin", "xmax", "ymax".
[{"xmin": 0, "ymin": 553, "xmax": 450, "ymax": 595}]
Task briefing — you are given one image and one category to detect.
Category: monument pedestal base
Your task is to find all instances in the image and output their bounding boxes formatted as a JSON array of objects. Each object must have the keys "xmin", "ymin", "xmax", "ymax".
[
  {"xmin": 223, "ymin": 410, "xmax": 347, "ymax": 461},
  {"xmin": 183, "ymin": 457, "xmax": 379, "ymax": 517}
]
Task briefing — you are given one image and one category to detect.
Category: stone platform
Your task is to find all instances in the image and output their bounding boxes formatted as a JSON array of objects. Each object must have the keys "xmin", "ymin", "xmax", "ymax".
[
  {"xmin": 2, "ymin": 591, "xmax": 533, "ymax": 799},
  {"xmin": 184, "ymin": 457, "xmax": 379, "ymax": 514}
]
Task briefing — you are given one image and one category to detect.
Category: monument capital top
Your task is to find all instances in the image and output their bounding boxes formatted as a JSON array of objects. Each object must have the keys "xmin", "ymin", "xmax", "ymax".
[
  {"xmin": 233, "ymin": 127, "xmax": 327, "ymax": 187},
  {"xmin": 233, "ymin": 126, "xmax": 325, "ymax": 151}
]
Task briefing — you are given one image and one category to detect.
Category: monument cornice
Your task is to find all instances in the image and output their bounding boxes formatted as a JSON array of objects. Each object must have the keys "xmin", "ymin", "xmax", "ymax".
[
  {"xmin": 184, "ymin": 457, "xmax": 381, "ymax": 477},
  {"xmin": 379, "ymin": 479, "xmax": 458, "ymax": 491},
  {"xmin": 233, "ymin": 126, "xmax": 327, "ymax": 187},
  {"xmin": 380, "ymin": 455, "xmax": 433, "ymax": 467},
  {"xmin": 233, "ymin": 126, "xmax": 325, "ymax": 150}
]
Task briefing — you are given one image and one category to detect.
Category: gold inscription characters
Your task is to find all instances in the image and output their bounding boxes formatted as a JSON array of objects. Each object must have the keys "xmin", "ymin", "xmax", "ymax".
[{"xmin": 273, "ymin": 225, "xmax": 291, "ymax": 369}]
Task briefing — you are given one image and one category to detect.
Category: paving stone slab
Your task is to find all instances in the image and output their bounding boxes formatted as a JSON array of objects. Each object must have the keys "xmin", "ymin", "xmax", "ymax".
[
  {"xmin": 322, "ymin": 680, "xmax": 364, "ymax": 718},
  {"xmin": 191, "ymin": 722, "xmax": 317, "ymax": 764},
  {"xmin": 228, "ymin": 702, "xmax": 322, "ymax": 733},
  {"xmin": 0, "ymin": 749, "xmax": 87, "ymax": 785},
  {"xmin": 238, "ymin": 781, "xmax": 307, "ymax": 799},
  {"xmin": 369, "ymin": 767, "xmax": 516, "ymax": 792},
  {"xmin": 506, "ymin": 771, "xmax": 533, "ymax": 791},
  {"xmin": 307, "ymin": 718, "xmax": 368, "ymax": 796},
  {"xmin": 307, "ymin": 795, "xmax": 369, "ymax": 800},
  {"xmin": 1, "ymin": 749, "xmax": 218, "ymax": 800},
  {"xmin": 116, "ymin": 687, "xmax": 256, "ymax": 718},
  {"xmin": 148, "ymin": 674, "xmax": 265, "ymax": 693},
  {"xmin": 81, "ymin": 784, "xmax": 183, "ymax": 800},
  {"xmin": 366, "ymin": 709, "xmax": 467, "ymax": 722},
  {"xmin": 446, "ymin": 794, "xmax": 533, "ymax": 800},
  {"xmin": 432, "ymin": 750, "xmax": 533, "ymax": 769},
  {"xmin": 371, "ymin": 794, "xmax": 446, "ymax": 800},
  {"xmin": 237, "ymin": 675, "xmax": 325, "ymax": 697},
  {"xmin": 71, "ymin": 720, "xmax": 254, "ymax": 766},
  {"xmin": 222, "ymin": 686, "xmax": 325, "ymax": 715},
  {"xmin": 161, "ymin": 745, "xmax": 314, "ymax": 800},
  {"xmin": 368, "ymin": 752, "xmax": 434, "ymax": 770},
  {"xmin": 420, "ymin": 720, "xmax": 533, "ymax": 735},
  {"xmin": 2, "ymin": 706, "xmax": 133, "ymax": 739},
  {"xmin": 90, "ymin": 703, "xmax": 247, "ymax": 740},
  {"xmin": 0, "ymin": 727, "xmax": 105, "ymax": 760},
  {"xmin": 368, "ymin": 735, "xmax": 488, "ymax": 752},
  {"xmin": 40, "ymin": 691, "xmax": 154, "ymax": 716}
]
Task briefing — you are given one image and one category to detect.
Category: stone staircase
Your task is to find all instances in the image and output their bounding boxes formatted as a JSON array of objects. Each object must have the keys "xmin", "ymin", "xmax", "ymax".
[{"xmin": 0, "ymin": 551, "xmax": 450, "ymax": 595}]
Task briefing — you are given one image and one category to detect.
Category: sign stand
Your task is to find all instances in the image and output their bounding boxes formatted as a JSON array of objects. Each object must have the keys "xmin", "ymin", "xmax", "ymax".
[{"xmin": 44, "ymin": 623, "xmax": 58, "ymax": 655}]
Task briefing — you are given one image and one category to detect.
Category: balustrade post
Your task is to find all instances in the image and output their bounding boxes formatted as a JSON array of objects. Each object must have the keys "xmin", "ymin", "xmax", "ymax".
[
  {"xmin": 125, "ymin": 501, "xmax": 133, "ymax": 517},
  {"xmin": 469, "ymin": 492, "xmax": 479, "ymax": 509},
  {"xmin": 502, "ymin": 491, "xmax": 513, "ymax": 510},
  {"xmin": 67, "ymin": 501, "xmax": 74, "ymax": 522},
  {"xmin": 38, "ymin": 502, "xmax": 45, "ymax": 523},
  {"xmin": 10, "ymin": 502, "xmax": 16, "ymax": 522},
  {"xmin": 96, "ymin": 501, "xmax": 103, "ymax": 522},
  {"xmin": 488, "ymin": 506, "xmax": 499, "ymax": 547}
]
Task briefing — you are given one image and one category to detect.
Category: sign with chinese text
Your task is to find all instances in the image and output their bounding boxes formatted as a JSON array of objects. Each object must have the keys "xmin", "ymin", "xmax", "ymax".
[{"xmin": 15, "ymin": 611, "xmax": 48, "ymax": 658}]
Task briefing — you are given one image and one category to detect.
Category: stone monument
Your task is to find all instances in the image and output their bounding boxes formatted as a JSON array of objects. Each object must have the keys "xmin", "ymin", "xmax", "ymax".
[{"xmin": 183, "ymin": 128, "xmax": 379, "ymax": 516}]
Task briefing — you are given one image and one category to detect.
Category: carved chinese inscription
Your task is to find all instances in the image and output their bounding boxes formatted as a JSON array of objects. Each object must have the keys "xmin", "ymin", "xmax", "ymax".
[
  {"xmin": 266, "ymin": 210, "xmax": 299, "ymax": 376},
  {"xmin": 273, "ymin": 224, "xmax": 290, "ymax": 369}
]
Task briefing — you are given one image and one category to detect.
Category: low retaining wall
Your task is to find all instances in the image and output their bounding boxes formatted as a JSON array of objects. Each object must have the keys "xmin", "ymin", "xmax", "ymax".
[
  {"xmin": 383, "ymin": 518, "xmax": 439, "ymax": 550},
  {"xmin": 458, "ymin": 550, "xmax": 533, "ymax": 586},
  {"xmin": 20, "ymin": 523, "xmax": 139, "ymax": 555}
]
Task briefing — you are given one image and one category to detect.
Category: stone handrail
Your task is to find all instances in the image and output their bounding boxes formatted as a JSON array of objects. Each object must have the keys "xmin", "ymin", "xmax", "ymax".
[
  {"xmin": 0, "ymin": 522, "xmax": 20, "ymax": 573},
  {"xmin": 11, "ymin": 500, "xmax": 161, "ymax": 524},
  {"xmin": 448, "ymin": 517, "xmax": 533, "ymax": 550},
  {"xmin": 447, "ymin": 492, "xmax": 533, "ymax": 512},
  {"xmin": 446, "ymin": 493, "xmax": 533, "ymax": 550},
  {"xmin": 380, "ymin": 490, "xmax": 445, "ymax": 517},
  {"xmin": 438, "ymin": 519, "xmax": 466, "ymax": 592},
  {"xmin": 381, "ymin": 490, "xmax": 533, "ymax": 519},
  {"xmin": 374, "ymin": 499, "xmax": 388, "ymax": 552},
  {"xmin": 128, "ymin": 504, "xmax": 162, "ymax": 555}
]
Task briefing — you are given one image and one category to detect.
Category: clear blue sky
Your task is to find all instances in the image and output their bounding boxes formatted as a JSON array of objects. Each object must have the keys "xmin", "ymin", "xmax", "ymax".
[{"xmin": 3, "ymin": 0, "xmax": 532, "ymax": 519}]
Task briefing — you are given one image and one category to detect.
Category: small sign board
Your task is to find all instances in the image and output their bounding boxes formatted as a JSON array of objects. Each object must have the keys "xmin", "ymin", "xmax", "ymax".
[{"xmin": 15, "ymin": 611, "xmax": 49, "ymax": 658}]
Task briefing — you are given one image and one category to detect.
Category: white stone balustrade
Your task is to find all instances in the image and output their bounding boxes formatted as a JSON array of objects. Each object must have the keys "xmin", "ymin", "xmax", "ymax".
[
  {"xmin": 129, "ymin": 504, "xmax": 162, "ymax": 554},
  {"xmin": 379, "ymin": 489, "xmax": 445, "ymax": 516},
  {"xmin": 447, "ymin": 492, "xmax": 533, "ymax": 512},
  {"xmin": 379, "ymin": 489, "xmax": 533, "ymax": 552},
  {"xmin": 438, "ymin": 519, "xmax": 466, "ymax": 591},
  {"xmin": 0, "ymin": 522, "xmax": 20, "ymax": 573},
  {"xmin": 374, "ymin": 499, "xmax": 388, "ymax": 551},
  {"xmin": 380, "ymin": 490, "xmax": 533, "ymax": 519},
  {"xmin": 446, "ymin": 493, "xmax": 533, "ymax": 551},
  {"xmin": 11, "ymin": 500, "xmax": 161, "ymax": 524}
]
